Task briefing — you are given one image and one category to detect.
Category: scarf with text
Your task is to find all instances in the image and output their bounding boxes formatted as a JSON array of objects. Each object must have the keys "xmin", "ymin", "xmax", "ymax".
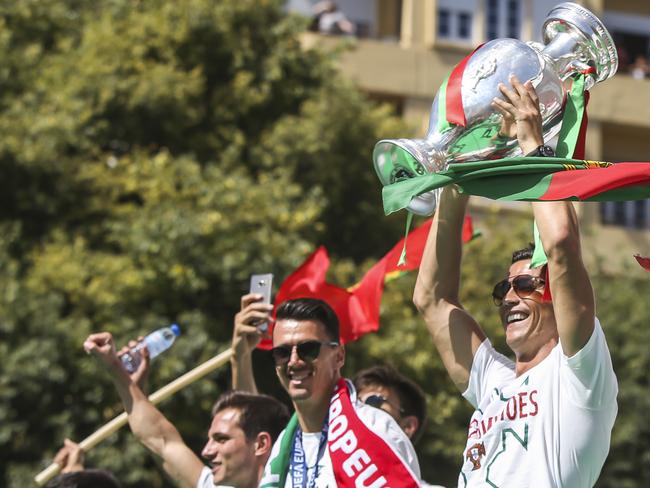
[{"xmin": 261, "ymin": 379, "xmax": 420, "ymax": 488}]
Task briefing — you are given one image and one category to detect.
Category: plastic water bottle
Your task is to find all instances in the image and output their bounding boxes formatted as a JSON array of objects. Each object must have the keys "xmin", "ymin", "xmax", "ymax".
[{"xmin": 121, "ymin": 324, "xmax": 181, "ymax": 374}]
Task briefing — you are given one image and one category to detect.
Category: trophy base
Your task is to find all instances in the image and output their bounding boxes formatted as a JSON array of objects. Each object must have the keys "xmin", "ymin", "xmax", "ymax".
[{"xmin": 373, "ymin": 139, "xmax": 439, "ymax": 216}]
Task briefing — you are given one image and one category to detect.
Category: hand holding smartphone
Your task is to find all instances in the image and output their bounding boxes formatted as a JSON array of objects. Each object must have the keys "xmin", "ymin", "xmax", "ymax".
[{"xmin": 249, "ymin": 273, "xmax": 273, "ymax": 332}]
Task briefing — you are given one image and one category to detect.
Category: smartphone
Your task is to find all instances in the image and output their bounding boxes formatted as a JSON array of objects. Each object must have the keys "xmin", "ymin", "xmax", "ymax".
[{"xmin": 249, "ymin": 273, "xmax": 273, "ymax": 332}]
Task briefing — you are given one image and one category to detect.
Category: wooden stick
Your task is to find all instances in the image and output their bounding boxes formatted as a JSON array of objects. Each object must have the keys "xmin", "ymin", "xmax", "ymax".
[{"xmin": 34, "ymin": 348, "xmax": 233, "ymax": 486}]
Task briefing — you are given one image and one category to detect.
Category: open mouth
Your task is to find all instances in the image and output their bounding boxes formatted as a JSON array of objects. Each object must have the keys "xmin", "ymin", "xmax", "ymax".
[
  {"xmin": 506, "ymin": 312, "xmax": 529, "ymax": 325},
  {"xmin": 288, "ymin": 369, "xmax": 313, "ymax": 384}
]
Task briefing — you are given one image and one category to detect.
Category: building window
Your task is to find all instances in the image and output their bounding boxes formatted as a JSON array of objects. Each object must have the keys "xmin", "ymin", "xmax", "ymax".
[
  {"xmin": 438, "ymin": 9, "xmax": 450, "ymax": 38},
  {"xmin": 458, "ymin": 12, "xmax": 472, "ymax": 40},
  {"xmin": 486, "ymin": 0, "xmax": 520, "ymax": 41},
  {"xmin": 601, "ymin": 200, "xmax": 650, "ymax": 229},
  {"xmin": 487, "ymin": 0, "xmax": 499, "ymax": 40},
  {"xmin": 507, "ymin": 0, "xmax": 520, "ymax": 38},
  {"xmin": 635, "ymin": 200, "xmax": 648, "ymax": 228}
]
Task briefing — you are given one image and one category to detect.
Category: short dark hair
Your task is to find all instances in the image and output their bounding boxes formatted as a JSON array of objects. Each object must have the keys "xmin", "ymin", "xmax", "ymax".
[
  {"xmin": 353, "ymin": 365, "xmax": 427, "ymax": 443},
  {"xmin": 44, "ymin": 470, "xmax": 121, "ymax": 488},
  {"xmin": 211, "ymin": 391, "xmax": 290, "ymax": 443},
  {"xmin": 512, "ymin": 243, "xmax": 535, "ymax": 263},
  {"xmin": 275, "ymin": 298, "xmax": 340, "ymax": 343}
]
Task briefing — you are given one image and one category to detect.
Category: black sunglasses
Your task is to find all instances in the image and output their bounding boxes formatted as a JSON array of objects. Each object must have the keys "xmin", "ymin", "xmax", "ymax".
[
  {"xmin": 271, "ymin": 340, "xmax": 339, "ymax": 366},
  {"xmin": 492, "ymin": 274, "xmax": 545, "ymax": 306},
  {"xmin": 363, "ymin": 394, "xmax": 405, "ymax": 416}
]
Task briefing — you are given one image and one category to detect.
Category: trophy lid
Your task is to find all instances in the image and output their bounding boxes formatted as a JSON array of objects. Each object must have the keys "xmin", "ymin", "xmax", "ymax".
[{"xmin": 542, "ymin": 2, "xmax": 618, "ymax": 83}]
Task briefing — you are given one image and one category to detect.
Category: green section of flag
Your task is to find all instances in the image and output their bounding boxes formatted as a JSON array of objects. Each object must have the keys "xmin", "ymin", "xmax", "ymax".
[
  {"xmin": 555, "ymin": 76, "xmax": 585, "ymax": 158},
  {"xmin": 528, "ymin": 75, "xmax": 587, "ymax": 268},
  {"xmin": 383, "ymin": 158, "xmax": 650, "ymax": 215},
  {"xmin": 436, "ymin": 75, "xmax": 452, "ymax": 134},
  {"xmin": 461, "ymin": 172, "xmax": 553, "ymax": 200},
  {"xmin": 382, "ymin": 157, "xmax": 586, "ymax": 214},
  {"xmin": 530, "ymin": 222, "xmax": 547, "ymax": 268}
]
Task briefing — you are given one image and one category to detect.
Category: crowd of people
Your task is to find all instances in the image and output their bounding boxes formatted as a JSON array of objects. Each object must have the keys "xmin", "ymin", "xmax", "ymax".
[{"xmin": 46, "ymin": 79, "xmax": 619, "ymax": 487}]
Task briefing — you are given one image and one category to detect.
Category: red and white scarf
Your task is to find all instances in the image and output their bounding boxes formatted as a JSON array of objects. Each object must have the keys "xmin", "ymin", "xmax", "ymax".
[
  {"xmin": 327, "ymin": 378, "xmax": 420, "ymax": 487},
  {"xmin": 261, "ymin": 378, "xmax": 420, "ymax": 487}
]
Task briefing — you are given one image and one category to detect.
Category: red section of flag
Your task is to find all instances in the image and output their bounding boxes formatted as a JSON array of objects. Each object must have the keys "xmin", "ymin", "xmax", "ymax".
[
  {"xmin": 258, "ymin": 216, "xmax": 477, "ymax": 349},
  {"xmin": 541, "ymin": 162, "xmax": 650, "ymax": 200},
  {"xmin": 541, "ymin": 265, "xmax": 552, "ymax": 302},
  {"xmin": 462, "ymin": 214, "xmax": 475, "ymax": 244},
  {"xmin": 634, "ymin": 254, "xmax": 650, "ymax": 271},
  {"xmin": 446, "ymin": 55, "xmax": 471, "ymax": 127},
  {"xmin": 257, "ymin": 246, "xmax": 353, "ymax": 349},
  {"xmin": 446, "ymin": 46, "xmax": 483, "ymax": 127}
]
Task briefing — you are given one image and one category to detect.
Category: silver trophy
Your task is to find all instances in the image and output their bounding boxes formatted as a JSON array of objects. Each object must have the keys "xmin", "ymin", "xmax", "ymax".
[{"xmin": 373, "ymin": 2, "xmax": 618, "ymax": 215}]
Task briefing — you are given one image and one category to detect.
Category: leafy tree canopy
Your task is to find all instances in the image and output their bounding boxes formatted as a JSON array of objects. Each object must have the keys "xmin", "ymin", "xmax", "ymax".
[
  {"xmin": 1, "ymin": 1, "xmax": 648, "ymax": 487},
  {"xmin": 0, "ymin": 0, "xmax": 405, "ymax": 485}
]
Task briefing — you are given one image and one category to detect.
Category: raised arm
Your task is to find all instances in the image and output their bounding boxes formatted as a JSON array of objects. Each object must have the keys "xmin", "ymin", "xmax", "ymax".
[
  {"xmin": 52, "ymin": 439, "xmax": 85, "ymax": 474},
  {"xmin": 532, "ymin": 201, "xmax": 594, "ymax": 355},
  {"xmin": 83, "ymin": 332, "xmax": 204, "ymax": 488},
  {"xmin": 230, "ymin": 293, "xmax": 273, "ymax": 393},
  {"xmin": 413, "ymin": 187, "xmax": 486, "ymax": 391},
  {"xmin": 494, "ymin": 75, "xmax": 595, "ymax": 356}
]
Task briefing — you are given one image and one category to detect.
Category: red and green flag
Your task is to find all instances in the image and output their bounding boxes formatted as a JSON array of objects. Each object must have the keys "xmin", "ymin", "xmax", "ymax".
[
  {"xmin": 383, "ymin": 157, "xmax": 650, "ymax": 215},
  {"xmin": 257, "ymin": 216, "xmax": 478, "ymax": 349}
]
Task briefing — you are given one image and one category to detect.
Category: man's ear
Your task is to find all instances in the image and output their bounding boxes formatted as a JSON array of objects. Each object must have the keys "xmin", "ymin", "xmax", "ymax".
[
  {"xmin": 254, "ymin": 431, "xmax": 273, "ymax": 457},
  {"xmin": 335, "ymin": 344, "xmax": 345, "ymax": 369},
  {"xmin": 399, "ymin": 415, "xmax": 420, "ymax": 441}
]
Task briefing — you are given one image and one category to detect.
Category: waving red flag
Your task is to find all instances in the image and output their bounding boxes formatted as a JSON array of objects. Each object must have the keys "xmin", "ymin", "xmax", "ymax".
[
  {"xmin": 634, "ymin": 254, "xmax": 650, "ymax": 271},
  {"xmin": 258, "ymin": 216, "xmax": 477, "ymax": 349}
]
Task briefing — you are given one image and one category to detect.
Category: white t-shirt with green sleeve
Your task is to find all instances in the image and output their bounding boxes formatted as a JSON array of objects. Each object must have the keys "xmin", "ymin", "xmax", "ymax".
[{"xmin": 460, "ymin": 318, "xmax": 618, "ymax": 487}]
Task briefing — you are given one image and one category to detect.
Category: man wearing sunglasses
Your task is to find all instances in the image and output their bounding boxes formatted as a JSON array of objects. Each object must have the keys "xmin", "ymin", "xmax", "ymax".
[
  {"xmin": 353, "ymin": 366, "xmax": 446, "ymax": 488},
  {"xmin": 353, "ymin": 365, "xmax": 426, "ymax": 444},
  {"xmin": 233, "ymin": 295, "xmax": 446, "ymax": 486},
  {"xmin": 259, "ymin": 298, "xmax": 421, "ymax": 487},
  {"xmin": 413, "ymin": 76, "xmax": 618, "ymax": 487}
]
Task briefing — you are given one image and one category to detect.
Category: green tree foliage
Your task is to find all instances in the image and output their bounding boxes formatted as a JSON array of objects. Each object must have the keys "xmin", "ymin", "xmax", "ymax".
[
  {"xmin": 0, "ymin": 0, "xmax": 405, "ymax": 485},
  {"xmin": 1, "ymin": 1, "xmax": 648, "ymax": 487},
  {"xmin": 591, "ymin": 258, "xmax": 650, "ymax": 488}
]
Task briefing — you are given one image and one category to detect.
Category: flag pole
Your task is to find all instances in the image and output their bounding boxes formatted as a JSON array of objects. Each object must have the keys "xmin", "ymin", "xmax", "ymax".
[{"xmin": 34, "ymin": 348, "xmax": 234, "ymax": 486}]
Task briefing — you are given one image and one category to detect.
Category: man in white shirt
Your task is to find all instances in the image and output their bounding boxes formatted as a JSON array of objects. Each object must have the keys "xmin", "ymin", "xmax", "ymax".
[
  {"xmin": 258, "ymin": 298, "xmax": 421, "ymax": 487},
  {"xmin": 84, "ymin": 332, "xmax": 289, "ymax": 488},
  {"xmin": 413, "ymin": 76, "xmax": 618, "ymax": 487}
]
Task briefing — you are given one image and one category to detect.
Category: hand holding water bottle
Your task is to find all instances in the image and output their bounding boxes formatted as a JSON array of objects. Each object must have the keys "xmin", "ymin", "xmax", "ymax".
[
  {"xmin": 119, "ymin": 324, "xmax": 181, "ymax": 375},
  {"xmin": 84, "ymin": 325, "xmax": 180, "ymax": 389},
  {"xmin": 117, "ymin": 336, "xmax": 150, "ymax": 390}
]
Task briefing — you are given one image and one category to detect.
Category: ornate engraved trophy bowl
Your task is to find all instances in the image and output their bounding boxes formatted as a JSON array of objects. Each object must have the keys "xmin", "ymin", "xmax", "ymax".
[{"xmin": 373, "ymin": 2, "xmax": 618, "ymax": 216}]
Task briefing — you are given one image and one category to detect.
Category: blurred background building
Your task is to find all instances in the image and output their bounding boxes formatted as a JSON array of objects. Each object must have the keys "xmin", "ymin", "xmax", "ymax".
[{"xmin": 289, "ymin": 0, "xmax": 650, "ymax": 270}]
